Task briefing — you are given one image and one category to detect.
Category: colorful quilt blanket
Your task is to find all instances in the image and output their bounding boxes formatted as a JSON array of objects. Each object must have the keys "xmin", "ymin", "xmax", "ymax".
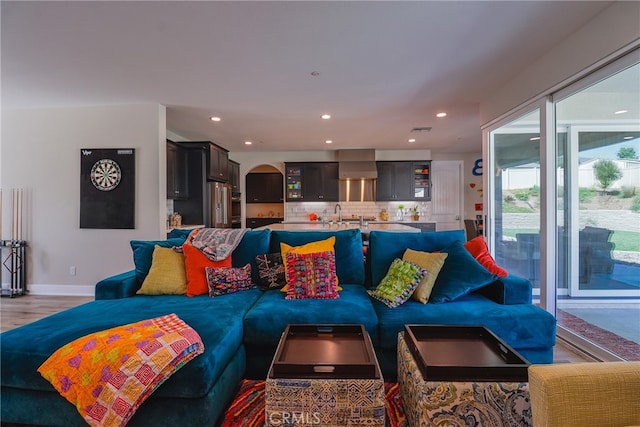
[{"xmin": 38, "ymin": 314, "xmax": 204, "ymax": 427}]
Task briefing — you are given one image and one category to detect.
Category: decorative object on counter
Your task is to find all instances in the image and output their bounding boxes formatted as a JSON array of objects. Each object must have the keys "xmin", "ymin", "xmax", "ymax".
[
  {"xmin": 397, "ymin": 204, "xmax": 405, "ymax": 221},
  {"xmin": 411, "ymin": 205, "xmax": 420, "ymax": 221},
  {"xmin": 308, "ymin": 212, "xmax": 318, "ymax": 221},
  {"xmin": 380, "ymin": 209, "xmax": 390, "ymax": 221},
  {"xmin": 170, "ymin": 213, "xmax": 182, "ymax": 227}
]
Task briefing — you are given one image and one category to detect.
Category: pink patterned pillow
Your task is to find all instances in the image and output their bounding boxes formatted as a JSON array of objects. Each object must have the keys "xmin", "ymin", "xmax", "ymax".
[
  {"xmin": 205, "ymin": 264, "xmax": 256, "ymax": 297},
  {"xmin": 284, "ymin": 251, "xmax": 339, "ymax": 300}
]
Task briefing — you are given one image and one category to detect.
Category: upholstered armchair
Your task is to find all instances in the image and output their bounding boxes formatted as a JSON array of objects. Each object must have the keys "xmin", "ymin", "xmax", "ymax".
[{"xmin": 528, "ymin": 361, "xmax": 640, "ymax": 427}]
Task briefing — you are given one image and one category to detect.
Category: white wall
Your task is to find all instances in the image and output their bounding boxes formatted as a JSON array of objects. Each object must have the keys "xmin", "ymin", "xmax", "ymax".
[
  {"xmin": 480, "ymin": 1, "xmax": 640, "ymax": 125},
  {"xmin": 1, "ymin": 104, "xmax": 166, "ymax": 295}
]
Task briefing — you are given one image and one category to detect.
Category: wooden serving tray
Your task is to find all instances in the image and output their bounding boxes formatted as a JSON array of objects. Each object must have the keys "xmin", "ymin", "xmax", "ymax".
[
  {"xmin": 403, "ymin": 325, "xmax": 530, "ymax": 382},
  {"xmin": 269, "ymin": 324, "xmax": 380, "ymax": 379}
]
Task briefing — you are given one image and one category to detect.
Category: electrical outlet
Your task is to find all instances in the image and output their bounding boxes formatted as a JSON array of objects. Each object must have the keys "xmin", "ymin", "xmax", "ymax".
[{"xmin": 69, "ymin": 266, "xmax": 76, "ymax": 276}]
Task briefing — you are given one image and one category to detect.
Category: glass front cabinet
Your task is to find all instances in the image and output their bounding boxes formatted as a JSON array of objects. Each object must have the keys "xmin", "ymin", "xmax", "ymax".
[{"xmin": 413, "ymin": 162, "xmax": 431, "ymax": 200}]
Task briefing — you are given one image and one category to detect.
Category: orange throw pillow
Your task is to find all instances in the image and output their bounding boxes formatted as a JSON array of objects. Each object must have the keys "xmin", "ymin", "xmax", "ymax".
[
  {"xmin": 183, "ymin": 242, "xmax": 232, "ymax": 296},
  {"xmin": 463, "ymin": 236, "xmax": 508, "ymax": 277}
]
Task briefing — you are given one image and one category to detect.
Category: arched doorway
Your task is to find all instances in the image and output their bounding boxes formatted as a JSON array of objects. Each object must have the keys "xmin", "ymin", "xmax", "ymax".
[{"xmin": 245, "ymin": 165, "xmax": 284, "ymax": 228}]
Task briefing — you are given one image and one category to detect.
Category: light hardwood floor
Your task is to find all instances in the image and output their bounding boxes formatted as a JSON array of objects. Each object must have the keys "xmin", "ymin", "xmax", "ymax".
[{"xmin": 1, "ymin": 295, "xmax": 593, "ymax": 363}]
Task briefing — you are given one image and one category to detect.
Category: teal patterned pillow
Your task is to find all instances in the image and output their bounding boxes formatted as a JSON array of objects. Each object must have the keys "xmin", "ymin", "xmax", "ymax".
[{"xmin": 368, "ymin": 258, "xmax": 427, "ymax": 308}]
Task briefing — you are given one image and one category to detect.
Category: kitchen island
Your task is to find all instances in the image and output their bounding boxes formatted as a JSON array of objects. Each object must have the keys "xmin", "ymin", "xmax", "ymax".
[{"xmin": 253, "ymin": 222, "xmax": 421, "ymax": 234}]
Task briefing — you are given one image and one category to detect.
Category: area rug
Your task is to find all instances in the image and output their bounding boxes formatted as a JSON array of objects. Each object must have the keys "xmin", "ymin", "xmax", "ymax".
[{"xmin": 218, "ymin": 379, "xmax": 407, "ymax": 427}]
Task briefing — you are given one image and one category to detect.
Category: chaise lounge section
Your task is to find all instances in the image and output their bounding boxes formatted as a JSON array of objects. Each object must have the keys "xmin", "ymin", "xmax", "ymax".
[{"xmin": 0, "ymin": 228, "xmax": 556, "ymax": 426}]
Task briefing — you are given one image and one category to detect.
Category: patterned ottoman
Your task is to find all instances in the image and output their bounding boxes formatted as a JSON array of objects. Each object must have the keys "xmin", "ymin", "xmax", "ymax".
[
  {"xmin": 397, "ymin": 328, "xmax": 532, "ymax": 427},
  {"xmin": 265, "ymin": 325, "xmax": 385, "ymax": 426}
]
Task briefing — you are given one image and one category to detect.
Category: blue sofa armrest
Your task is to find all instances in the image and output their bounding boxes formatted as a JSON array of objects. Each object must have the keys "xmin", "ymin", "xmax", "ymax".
[
  {"xmin": 478, "ymin": 274, "xmax": 532, "ymax": 305},
  {"xmin": 95, "ymin": 270, "xmax": 139, "ymax": 300}
]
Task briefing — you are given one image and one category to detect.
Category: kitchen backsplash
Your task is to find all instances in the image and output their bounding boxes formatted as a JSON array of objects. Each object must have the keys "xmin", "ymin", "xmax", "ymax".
[{"xmin": 284, "ymin": 201, "xmax": 432, "ymax": 222}]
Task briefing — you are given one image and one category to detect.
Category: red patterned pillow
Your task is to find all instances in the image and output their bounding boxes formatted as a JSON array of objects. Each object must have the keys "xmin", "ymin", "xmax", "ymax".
[
  {"xmin": 284, "ymin": 251, "xmax": 339, "ymax": 300},
  {"xmin": 463, "ymin": 236, "xmax": 508, "ymax": 277},
  {"xmin": 205, "ymin": 264, "xmax": 256, "ymax": 297}
]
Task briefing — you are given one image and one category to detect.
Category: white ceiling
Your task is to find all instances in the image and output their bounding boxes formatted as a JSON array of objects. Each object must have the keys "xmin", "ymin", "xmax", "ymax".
[{"xmin": 1, "ymin": 1, "xmax": 613, "ymax": 154}]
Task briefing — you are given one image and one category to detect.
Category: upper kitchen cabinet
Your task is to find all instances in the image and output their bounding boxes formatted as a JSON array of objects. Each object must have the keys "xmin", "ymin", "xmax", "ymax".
[
  {"xmin": 166, "ymin": 141, "xmax": 188, "ymax": 199},
  {"xmin": 177, "ymin": 141, "xmax": 229, "ymax": 182},
  {"xmin": 209, "ymin": 143, "xmax": 229, "ymax": 182},
  {"xmin": 229, "ymin": 160, "xmax": 240, "ymax": 193},
  {"xmin": 376, "ymin": 161, "xmax": 414, "ymax": 201},
  {"xmin": 413, "ymin": 161, "xmax": 431, "ymax": 200},
  {"xmin": 246, "ymin": 172, "xmax": 283, "ymax": 203},
  {"xmin": 285, "ymin": 162, "xmax": 339, "ymax": 202}
]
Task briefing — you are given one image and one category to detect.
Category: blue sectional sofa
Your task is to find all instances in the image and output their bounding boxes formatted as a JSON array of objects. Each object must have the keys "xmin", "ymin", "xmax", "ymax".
[{"xmin": 0, "ymin": 228, "xmax": 556, "ymax": 426}]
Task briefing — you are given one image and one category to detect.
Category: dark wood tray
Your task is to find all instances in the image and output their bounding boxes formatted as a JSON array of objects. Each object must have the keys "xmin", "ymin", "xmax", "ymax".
[
  {"xmin": 269, "ymin": 324, "xmax": 380, "ymax": 379},
  {"xmin": 403, "ymin": 325, "xmax": 530, "ymax": 382}
]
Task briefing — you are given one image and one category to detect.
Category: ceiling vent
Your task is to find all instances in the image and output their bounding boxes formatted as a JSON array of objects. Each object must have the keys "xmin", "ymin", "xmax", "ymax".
[{"xmin": 411, "ymin": 127, "xmax": 432, "ymax": 133}]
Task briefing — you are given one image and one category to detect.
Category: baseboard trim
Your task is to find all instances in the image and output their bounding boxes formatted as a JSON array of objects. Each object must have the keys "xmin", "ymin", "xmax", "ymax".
[{"xmin": 24, "ymin": 284, "xmax": 94, "ymax": 297}]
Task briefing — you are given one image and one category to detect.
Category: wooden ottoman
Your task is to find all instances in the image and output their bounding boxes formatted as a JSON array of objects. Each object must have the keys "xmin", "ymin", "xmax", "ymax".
[
  {"xmin": 265, "ymin": 324, "xmax": 385, "ymax": 426},
  {"xmin": 398, "ymin": 325, "xmax": 531, "ymax": 427}
]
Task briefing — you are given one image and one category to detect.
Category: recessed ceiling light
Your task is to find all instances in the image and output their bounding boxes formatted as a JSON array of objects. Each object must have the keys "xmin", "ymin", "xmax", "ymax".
[
  {"xmin": 325, "ymin": 140, "xmax": 333, "ymax": 144},
  {"xmin": 321, "ymin": 114, "xmax": 331, "ymax": 120},
  {"xmin": 623, "ymin": 136, "xmax": 634, "ymax": 140},
  {"xmin": 408, "ymin": 138, "xmax": 416, "ymax": 143},
  {"xmin": 436, "ymin": 112, "xmax": 447, "ymax": 118},
  {"xmin": 530, "ymin": 136, "xmax": 540, "ymax": 141},
  {"xmin": 244, "ymin": 141, "xmax": 252, "ymax": 145},
  {"xmin": 210, "ymin": 116, "xmax": 221, "ymax": 122},
  {"xmin": 614, "ymin": 110, "xmax": 628, "ymax": 115}
]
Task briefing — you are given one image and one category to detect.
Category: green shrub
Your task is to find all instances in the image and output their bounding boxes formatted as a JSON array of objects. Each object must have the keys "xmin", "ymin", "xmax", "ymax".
[
  {"xmin": 579, "ymin": 188, "xmax": 595, "ymax": 203},
  {"xmin": 619, "ymin": 186, "xmax": 637, "ymax": 198},
  {"xmin": 515, "ymin": 191, "xmax": 530, "ymax": 201},
  {"xmin": 530, "ymin": 185, "xmax": 540, "ymax": 196},
  {"xmin": 631, "ymin": 195, "xmax": 640, "ymax": 213},
  {"xmin": 504, "ymin": 195, "xmax": 515, "ymax": 203}
]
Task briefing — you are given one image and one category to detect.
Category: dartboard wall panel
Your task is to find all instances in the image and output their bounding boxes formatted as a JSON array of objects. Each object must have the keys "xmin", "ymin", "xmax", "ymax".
[{"xmin": 80, "ymin": 148, "xmax": 135, "ymax": 229}]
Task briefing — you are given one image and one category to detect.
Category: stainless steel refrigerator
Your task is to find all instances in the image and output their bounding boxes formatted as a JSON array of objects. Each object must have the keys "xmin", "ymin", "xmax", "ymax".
[{"xmin": 209, "ymin": 181, "xmax": 232, "ymax": 228}]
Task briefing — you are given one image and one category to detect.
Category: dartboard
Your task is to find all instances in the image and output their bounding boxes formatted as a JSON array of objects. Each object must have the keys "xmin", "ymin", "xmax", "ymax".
[{"xmin": 90, "ymin": 159, "xmax": 122, "ymax": 191}]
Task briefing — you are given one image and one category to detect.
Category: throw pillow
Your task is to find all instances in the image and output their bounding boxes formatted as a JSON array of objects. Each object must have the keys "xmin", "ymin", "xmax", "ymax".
[
  {"xmin": 430, "ymin": 240, "xmax": 499, "ymax": 303},
  {"xmin": 205, "ymin": 264, "xmax": 256, "ymax": 297},
  {"xmin": 367, "ymin": 258, "xmax": 427, "ymax": 308},
  {"xmin": 284, "ymin": 251, "xmax": 339, "ymax": 300},
  {"xmin": 254, "ymin": 252, "xmax": 286, "ymax": 290},
  {"xmin": 280, "ymin": 236, "xmax": 338, "ymax": 291},
  {"xmin": 136, "ymin": 245, "xmax": 187, "ymax": 295},
  {"xmin": 182, "ymin": 242, "xmax": 232, "ymax": 297},
  {"xmin": 402, "ymin": 248, "xmax": 448, "ymax": 303},
  {"xmin": 130, "ymin": 237, "xmax": 186, "ymax": 284},
  {"xmin": 464, "ymin": 236, "xmax": 509, "ymax": 277}
]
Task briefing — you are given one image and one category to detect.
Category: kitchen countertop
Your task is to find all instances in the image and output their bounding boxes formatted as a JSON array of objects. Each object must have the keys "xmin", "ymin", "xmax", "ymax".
[{"xmin": 254, "ymin": 222, "xmax": 421, "ymax": 233}]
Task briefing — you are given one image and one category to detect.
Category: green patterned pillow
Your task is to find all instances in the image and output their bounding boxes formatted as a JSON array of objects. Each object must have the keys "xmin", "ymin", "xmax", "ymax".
[{"xmin": 367, "ymin": 258, "xmax": 427, "ymax": 308}]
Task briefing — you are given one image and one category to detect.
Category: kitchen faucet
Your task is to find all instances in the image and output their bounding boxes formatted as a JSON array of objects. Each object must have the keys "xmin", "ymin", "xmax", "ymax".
[{"xmin": 334, "ymin": 203, "xmax": 342, "ymax": 222}]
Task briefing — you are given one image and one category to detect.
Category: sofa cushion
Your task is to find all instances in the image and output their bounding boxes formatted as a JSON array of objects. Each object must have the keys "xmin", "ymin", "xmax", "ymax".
[
  {"xmin": 232, "ymin": 229, "xmax": 272, "ymax": 285},
  {"xmin": 243, "ymin": 284, "xmax": 378, "ymax": 348},
  {"xmin": 464, "ymin": 236, "xmax": 508, "ymax": 277},
  {"xmin": 429, "ymin": 240, "xmax": 498, "ymax": 303},
  {"xmin": 206, "ymin": 264, "xmax": 256, "ymax": 297},
  {"xmin": 402, "ymin": 249, "xmax": 448, "ymax": 303},
  {"xmin": 270, "ymin": 229, "xmax": 365, "ymax": 285},
  {"xmin": 130, "ymin": 238, "xmax": 186, "ymax": 285},
  {"xmin": 183, "ymin": 242, "xmax": 233, "ymax": 297},
  {"xmin": 367, "ymin": 258, "xmax": 426, "ymax": 308},
  {"xmin": 136, "ymin": 245, "xmax": 187, "ymax": 295},
  {"xmin": 371, "ymin": 293, "xmax": 556, "ymax": 352},
  {"xmin": 284, "ymin": 251, "xmax": 339, "ymax": 300},
  {"xmin": 367, "ymin": 230, "xmax": 465, "ymax": 288},
  {"xmin": 1, "ymin": 291, "xmax": 262, "ymax": 399}
]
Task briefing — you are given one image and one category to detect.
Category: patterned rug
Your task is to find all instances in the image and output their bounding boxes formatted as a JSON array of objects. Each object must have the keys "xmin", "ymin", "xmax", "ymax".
[{"xmin": 218, "ymin": 379, "xmax": 407, "ymax": 426}]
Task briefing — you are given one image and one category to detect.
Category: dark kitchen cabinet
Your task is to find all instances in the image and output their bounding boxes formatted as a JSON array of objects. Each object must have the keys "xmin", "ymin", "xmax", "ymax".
[
  {"xmin": 166, "ymin": 141, "xmax": 188, "ymax": 199},
  {"xmin": 246, "ymin": 172, "xmax": 283, "ymax": 203},
  {"xmin": 229, "ymin": 160, "xmax": 240, "ymax": 193},
  {"xmin": 246, "ymin": 217, "xmax": 283, "ymax": 229},
  {"xmin": 376, "ymin": 161, "xmax": 414, "ymax": 201},
  {"xmin": 209, "ymin": 144, "xmax": 229, "ymax": 182},
  {"xmin": 285, "ymin": 162, "xmax": 339, "ymax": 202}
]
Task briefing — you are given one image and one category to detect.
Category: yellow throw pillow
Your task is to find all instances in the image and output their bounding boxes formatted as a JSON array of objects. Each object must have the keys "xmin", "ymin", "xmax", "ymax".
[
  {"xmin": 402, "ymin": 248, "xmax": 448, "ymax": 303},
  {"xmin": 137, "ymin": 245, "xmax": 187, "ymax": 295},
  {"xmin": 280, "ymin": 236, "xmax": 338, "ymax": 291}
]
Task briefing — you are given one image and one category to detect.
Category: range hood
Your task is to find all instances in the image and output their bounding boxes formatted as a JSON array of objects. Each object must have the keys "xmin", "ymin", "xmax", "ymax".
[{"xmin": 337, "ymin": 149, "xmax": 378, "ymax": 179}]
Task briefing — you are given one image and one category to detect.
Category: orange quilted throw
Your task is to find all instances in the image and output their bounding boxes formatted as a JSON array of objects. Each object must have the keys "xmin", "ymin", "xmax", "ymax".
[{"xmin": 38, "ymin": 314, "xmax": 204, "ymax": 427}]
